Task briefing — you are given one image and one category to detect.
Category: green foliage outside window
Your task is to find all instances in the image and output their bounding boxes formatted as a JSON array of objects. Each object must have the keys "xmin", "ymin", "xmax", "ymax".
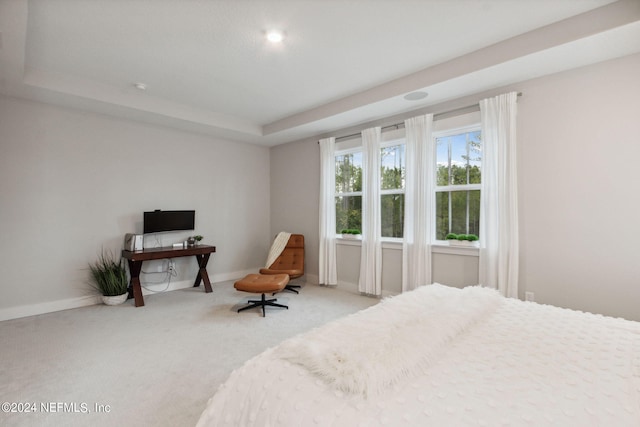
[
  {"xmin": 435, "ymin": 130, "xmax": 482, "ymax": 240},
  {"xmin": 435, "ymin": 189, "xmax": 481, "ymax": 240},
  {"xmin": 334, "ymin": 130, "xmax": 480, "ymax": 241},
  {"xmin": 336, "ymin": 195, "xmax": 362, "ymax": 233},
  {"xmin": 381, "ymin": 193, "xmax": 404, "ymax": 237},
  {"xmin": 335, "ymin": 152, "xmax": 363, "ymax": 233},
  {"xmin": 380, "ymin": 144, "xmax": 405, "ymax": 238},
  {"xmin": 335, "ymin": 152, "xmax": 362, "ymax": 194}
]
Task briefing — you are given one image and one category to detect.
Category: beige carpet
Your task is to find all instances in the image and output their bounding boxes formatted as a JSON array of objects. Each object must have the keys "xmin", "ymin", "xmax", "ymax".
[{"xmin": 0, "ymin": 281, "xmax": 378, "ymax": 427}]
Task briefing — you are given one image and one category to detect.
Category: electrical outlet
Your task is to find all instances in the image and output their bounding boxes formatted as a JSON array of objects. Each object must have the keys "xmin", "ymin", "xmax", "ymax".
[
  {"xmin": 168, "ymin": 260, "xmax": 175, "ymax": 273},
  {"xmin": 525, "ymin": 291, "xmax": 535, "ymax": 302}
]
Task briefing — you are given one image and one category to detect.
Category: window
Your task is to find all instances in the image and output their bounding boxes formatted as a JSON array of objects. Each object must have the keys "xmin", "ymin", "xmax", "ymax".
[
  {"xmin": 335, "ymin": 150, "xmax": 362, "ymax": 233},
  {"xmin": 380, "ymin": 142, "xmax": 405, "ymax": 238},
  {"xmin": 332, "ymin": 121, "xmax": 481, "ymax": 243},
  {"xmin": 435, "ymin": 128, "xmax": 482, "ymax": 240}
]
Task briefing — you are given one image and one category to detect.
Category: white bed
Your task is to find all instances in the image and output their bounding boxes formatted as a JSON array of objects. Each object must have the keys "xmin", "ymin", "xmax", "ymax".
[{"xmin": 197, "ymin": 284, "xmax": 640, "ymax": 426}]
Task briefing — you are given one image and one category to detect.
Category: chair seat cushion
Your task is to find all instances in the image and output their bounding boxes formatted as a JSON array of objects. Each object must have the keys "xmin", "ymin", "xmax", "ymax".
[
  {"xmin": 234, "ymin": 274, "xmax": 289, "ymax": 294},
  {"xmin": 259, "ymin": 268, "xmax": 303, "ymax": 277}
]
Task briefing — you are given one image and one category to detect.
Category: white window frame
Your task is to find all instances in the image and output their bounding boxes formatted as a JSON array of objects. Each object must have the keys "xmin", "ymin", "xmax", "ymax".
[
  {"xmin": 330, "ymin": 118, "xmax": 481, "ymax": 254},
  {"xmin": 379, "ymin": 138, "xmax": 405, "ymax": 241},
  {"xmin": 334, "ymin": 146, "xmax": 363, "ymax": 236},
  {"xmin": 433, "ymin": 124, "xmax": 482, "ymax": 243}
]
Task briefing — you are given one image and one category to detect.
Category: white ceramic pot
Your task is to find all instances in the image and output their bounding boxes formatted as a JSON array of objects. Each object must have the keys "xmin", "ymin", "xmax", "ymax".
[
  {"xmin": 101, "ymin": 293, "xmax": 128, "ymax": 306},
  {"xmin": 341, "ymin": 234, "xmax": 362, "ymax": 240},
  {"xmin": 448, "ymin": 240, "xmax": 477, "ymax": 247}
]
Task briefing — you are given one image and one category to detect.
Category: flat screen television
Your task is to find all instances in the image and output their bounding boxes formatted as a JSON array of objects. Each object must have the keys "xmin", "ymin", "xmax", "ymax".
[{"xmin": 143, "ymin": 210, "xmax": 195, "ymax": 234}]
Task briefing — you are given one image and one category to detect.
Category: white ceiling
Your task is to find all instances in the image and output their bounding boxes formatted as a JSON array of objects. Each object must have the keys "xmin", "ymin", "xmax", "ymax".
[{"xmin": 1, "ymin": 0, "xmax": 639, "ymax": 146}]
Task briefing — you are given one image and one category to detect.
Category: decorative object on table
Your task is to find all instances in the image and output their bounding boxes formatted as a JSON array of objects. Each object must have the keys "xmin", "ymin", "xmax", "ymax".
[
  {"xmin": 187, "ymin": 236, "xmax": 196, "ymax": 246},
  {"xmin": 445, "ymin": 233, "xmax": 479, "ymax": 246},
  {"xmin": 340, "ymin": 229, "xmax": 362, "ymax": 239},
  {"xmin": 88, "ymin": 250, "xmax": 129, "ymax": 305},
  {"xmin": 193, "ymin": 235, "xmax": 203, "ymax": 245}
]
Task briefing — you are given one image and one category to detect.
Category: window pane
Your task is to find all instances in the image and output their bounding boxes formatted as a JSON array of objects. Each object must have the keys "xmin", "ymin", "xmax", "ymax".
[
  {"xmin": 436, "ymin": 130, "xmax": 482, "ymax": 186},
  {"xmin": 335, "ymin": 195, "xmax": 362, "ymax": 233},
  {"xmin": 450, "ymin": 134, "xmax": 469, "ymax": 185},
  {"xmin": 436, "ymin": 137, "xmax": 450, "ymax": 186},
  {"xmin": 468, "ymin": 131, "xmax": 482, "ymax": 184},
  {"xmin": 435, "ymin": 191, "xmax": 450, "ymax": 240},
  {"xmin": 381, "ymin": 194, "xmax": 404, "ymax": 238},
  {"xmin": 335, "ymin": 152, "xmax": 362, "ymax": 193},
  {"xmin": 435, "ymin": 190, "xmax": 480, "ymax": 240},
  {"xmin": 380, "ymin": 145, "xmax": 405, "ymax": 190}
]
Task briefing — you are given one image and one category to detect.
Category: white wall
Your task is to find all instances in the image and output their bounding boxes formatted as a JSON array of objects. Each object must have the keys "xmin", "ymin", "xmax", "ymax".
[
  {"xmin": 269, "ymin": 138, "xmax": 321, "ymax": 283},
  {"xmin": 2, "ymin": 53, "xmax": 638, "ymax": 321},
  {"xmin": 0, "ymin": 96, "xmax": 271, "ymax": 319},
  {"xmin": 517, "ymin": 53, "xmax": 640, "ymax": 321},
  {"xmin": 269, "ymin": 53, "xmax": 640, "ymax": 321}
]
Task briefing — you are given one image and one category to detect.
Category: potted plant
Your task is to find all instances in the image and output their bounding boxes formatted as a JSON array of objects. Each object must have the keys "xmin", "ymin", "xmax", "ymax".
[
  {"xmin": 445, "ymin": 233, "xmax": 479, "ymax": 246},
  {"xmin": 89, "ymin": 250, "xmax": 129, "ymax": 305},
  {"xmin": 193, "ymin": 235, "xmax": 203, "ymax": 245},
  {"xmin": 340, "ymin": 229, "xmax": 362, "ymax": 239}
]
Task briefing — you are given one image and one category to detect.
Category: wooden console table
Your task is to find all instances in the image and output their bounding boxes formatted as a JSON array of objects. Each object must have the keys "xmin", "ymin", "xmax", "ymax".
[{"xmin": 121, "ymin": 244, "xmax": 216, "ymax": 307}]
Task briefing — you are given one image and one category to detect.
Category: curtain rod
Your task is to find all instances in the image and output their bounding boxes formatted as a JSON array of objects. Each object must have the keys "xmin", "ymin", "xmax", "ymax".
[{"xmin": 320, "ymin": 92, "xmax": 522, "ymax": 144}]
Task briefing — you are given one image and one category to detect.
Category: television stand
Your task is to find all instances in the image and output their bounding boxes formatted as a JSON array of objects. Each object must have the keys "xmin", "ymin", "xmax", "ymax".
[{"xmin": 121, "ymin": 244, "xmax": 216, "ymax": 307}]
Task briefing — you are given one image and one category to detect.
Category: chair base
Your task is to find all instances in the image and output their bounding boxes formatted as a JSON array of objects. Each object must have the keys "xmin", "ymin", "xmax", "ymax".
[
  {"xmin": 237, "ymin": 293, "xmax": 288, "ymax": 317},
  {"xmin": 275, "ymin": 284, "xmax": 301, "ymax": 295}
]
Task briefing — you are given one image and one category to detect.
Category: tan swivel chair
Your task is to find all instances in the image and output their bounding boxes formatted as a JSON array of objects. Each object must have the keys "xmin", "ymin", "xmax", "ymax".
[{"xmin": 260, "ymin": 234, "xmax": 304, "ymax": 293}]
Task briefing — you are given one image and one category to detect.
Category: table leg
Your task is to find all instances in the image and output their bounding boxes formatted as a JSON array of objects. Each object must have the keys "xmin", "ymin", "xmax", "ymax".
[
  {"xmin": 193, "ymin": 253, "xmax": 212, "ymax": 293},
  {"xmin": 127, "ymin": 259, "xmax": 145, "ymax": 307}
]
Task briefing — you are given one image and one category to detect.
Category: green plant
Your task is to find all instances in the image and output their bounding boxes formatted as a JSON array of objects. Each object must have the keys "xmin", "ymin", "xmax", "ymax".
[
  {"xmin": 453, "ymin": 234, "xmax": 479, "ymax": 241},
  {"xmin": 89, "ymin": 250, "xmax": 128, "ymax": 296},
  {"xmin": 193, "ymin": 235, "xmax": 203, "ymax": 242},
  {"xmin": 445, "ymin": 233, "xmax": 458, "ymax": 240},
  {"xmin": 340, "ymin": 229, "xmax": 361, "ymax": 235}
]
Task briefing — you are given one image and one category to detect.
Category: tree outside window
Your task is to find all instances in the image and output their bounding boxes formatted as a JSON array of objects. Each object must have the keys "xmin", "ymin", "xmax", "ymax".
[
  {"xmin": 380, "ymin": 144, "xmax": 405, "ymax": 238},
  {"xmin": 335, "ymin": 151, "xmax": 362, "ymax": 233},
  {"xmin": 435, "ymin": 129, "xmax": 481, "ymax": 240}
]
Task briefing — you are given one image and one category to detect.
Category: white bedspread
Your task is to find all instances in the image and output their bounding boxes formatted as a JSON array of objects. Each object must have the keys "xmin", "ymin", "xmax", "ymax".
[
  {"xmin": 276, "ymin": 284, "xmax": 502, "ymax": 397},
  {"xmin": 197, "ymin": 284, "xmax": 640, "ymax": 427}
]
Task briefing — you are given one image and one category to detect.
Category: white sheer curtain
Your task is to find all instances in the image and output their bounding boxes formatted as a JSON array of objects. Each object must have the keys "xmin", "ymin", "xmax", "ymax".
[
  {"xmin": 318, "ymin": 137, "xmax": 338, "ymax": 286},
  {"xmin": 402, "ymin": 114, "xmax": 434, "ymax": 292},
  {"xmin": 479, "ymin": 92, "xmax": 519, "ymax": 298},
  {"xmin": 358, "ymin": 127, "xmax": 382, "ymax": 296}
]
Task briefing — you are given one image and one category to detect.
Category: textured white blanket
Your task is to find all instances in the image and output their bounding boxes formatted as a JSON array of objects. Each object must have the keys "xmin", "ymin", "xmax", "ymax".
[
  {"xmin": 264, "ymin": 231, "xmax": 291, "ymax": 268},
  {"xmin": 276, "ymin": 284, "xmax": 502, "ymax": 397}
]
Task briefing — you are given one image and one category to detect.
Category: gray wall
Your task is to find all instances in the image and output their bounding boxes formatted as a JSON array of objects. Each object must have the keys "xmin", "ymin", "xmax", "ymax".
[
  {"xmin": 0, "ymin": 96, "xmax": 271, "ymax": 319},
  {"xmin": 269, "ymin": 53, "xmax": 640, "ymax": 321},
  {"xmin": 517, "ymin": 53, "xmax": 640, "ymax": 321}
]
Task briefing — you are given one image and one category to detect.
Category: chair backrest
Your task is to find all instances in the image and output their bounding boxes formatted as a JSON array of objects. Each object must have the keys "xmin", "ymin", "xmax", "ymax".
[{"xmin": 267, "ymin": 234, "xmax": 304, "ymax": 277}]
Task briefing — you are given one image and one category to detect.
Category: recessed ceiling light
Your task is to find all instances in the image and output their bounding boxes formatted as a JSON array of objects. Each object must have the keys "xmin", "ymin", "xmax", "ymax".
[
  {"xmin": 134, "ymin": 83, "xmax": 147, "ymax": 91},
  {"xmin": 404, "ymin": 91, "xmax": 428, "ymax": 101},
  {"xmin": 266, "ymin": 30, "xmax": 285, "ymax": 43}
]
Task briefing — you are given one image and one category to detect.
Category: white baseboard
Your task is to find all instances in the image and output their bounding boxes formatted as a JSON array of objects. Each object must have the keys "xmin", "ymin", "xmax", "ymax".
[
  {"xmin": 137, "ymin": 268, "xmax": 258, "ymax": 294},
  {"xmin": 210, "ymin": 268, "xmax": 257, "ymax": 283},
  {"xmin": 0, "ymin": 295, "xmax": 102, "ymax": 322},
  {"xmin": 334, "ymin": 280, "xmax": 397, "ymax": 298},
  {"xmin": 302, "ymin": 273, "xmax": 319, "ymax": 285},
  {"xmin": 0, "ymin": 270, "xmax": 357, "ymax": 322},
  {"xmin": 0, "ymin": 268, "xmax": 260, "ymax": 322}
]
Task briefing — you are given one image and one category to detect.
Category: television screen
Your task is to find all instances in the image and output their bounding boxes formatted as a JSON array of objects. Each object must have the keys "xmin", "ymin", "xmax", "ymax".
[{"xmin": 143, "ymin": 210, "xmax": 195, "ymax": 234}]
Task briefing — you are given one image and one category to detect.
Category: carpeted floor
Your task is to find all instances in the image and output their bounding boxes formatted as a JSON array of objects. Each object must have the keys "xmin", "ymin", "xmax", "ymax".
[{"xmin": 0, "ymin": 281, "xmax": 378, "ymax": 427}]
